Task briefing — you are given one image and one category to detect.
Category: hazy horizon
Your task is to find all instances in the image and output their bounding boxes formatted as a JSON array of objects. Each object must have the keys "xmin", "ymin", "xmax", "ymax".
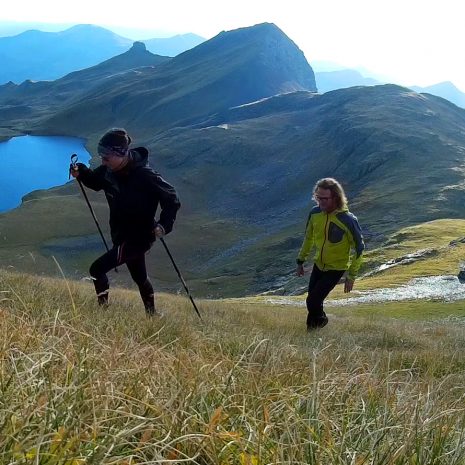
[{"xmin": 1, "ymin": 0, "xmax": 464, "ymax": 92}]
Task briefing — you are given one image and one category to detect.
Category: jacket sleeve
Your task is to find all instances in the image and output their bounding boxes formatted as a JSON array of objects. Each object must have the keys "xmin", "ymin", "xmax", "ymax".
[
  {"xmin": 296, "ymin": 212, "xmax": 314, "ymax": 264},
  {"xmin": 346, "ymin": 214, "xmax": 365, "ymax": 280},
  {"xmin": 151, "ymin": 174, "xmax": 181, "ymax": 234},
  {"xmin": 76, "ymin": 164, "xmax": 106, "ymax": 191}
]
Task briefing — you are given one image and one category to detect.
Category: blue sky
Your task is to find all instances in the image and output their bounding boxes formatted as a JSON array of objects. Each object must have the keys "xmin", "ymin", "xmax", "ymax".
[{"xmin": 3, "ymin": 0, "xmax": 464, "ymax": 91}]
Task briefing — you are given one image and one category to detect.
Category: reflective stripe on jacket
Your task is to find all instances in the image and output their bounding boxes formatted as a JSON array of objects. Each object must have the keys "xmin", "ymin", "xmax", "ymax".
[{"xmin": 297, "ymin": 206, "xmax": 364, "ymax": 279}]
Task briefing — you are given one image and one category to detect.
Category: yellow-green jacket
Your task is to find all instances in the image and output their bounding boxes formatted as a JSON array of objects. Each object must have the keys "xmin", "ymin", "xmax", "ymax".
[{"xmin": 296, "ymin": 206, "xmax": 364, "ymax": 280}]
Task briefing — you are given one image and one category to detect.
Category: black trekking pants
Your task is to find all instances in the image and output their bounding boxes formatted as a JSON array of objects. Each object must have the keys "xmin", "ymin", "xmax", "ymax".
[
  {"xmin": 306, "ymin": 265, "xmax": 345, "ymax": 328},
  {"xmin": 89, "ymin": 241, "xmax": 154, "ymax": 311}
]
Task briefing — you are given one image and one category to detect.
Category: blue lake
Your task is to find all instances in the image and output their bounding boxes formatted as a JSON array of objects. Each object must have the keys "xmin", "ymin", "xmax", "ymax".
[{"xmin": 0, "ymin": 135, "xmax": 91, "ymax": 213}]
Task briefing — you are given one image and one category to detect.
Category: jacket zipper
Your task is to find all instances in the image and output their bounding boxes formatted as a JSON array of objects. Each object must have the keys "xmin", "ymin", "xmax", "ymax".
[{"xmin": 320, "ymin": 213, "xmax": 329, "ymax": 270}]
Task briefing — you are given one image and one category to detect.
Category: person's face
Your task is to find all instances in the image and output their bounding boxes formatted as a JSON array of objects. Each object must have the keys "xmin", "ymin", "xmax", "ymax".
[
  {"xmin": 100, "ymin": 152, "xmax": 125, "ymax": 171},
  {"xmin": 314, "ymin": 187, "xmax": 337, "ymax": 212}
]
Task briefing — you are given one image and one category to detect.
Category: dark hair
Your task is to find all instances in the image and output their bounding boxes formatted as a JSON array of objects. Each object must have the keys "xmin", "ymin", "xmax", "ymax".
[
  {"xmin": 98, "ymin": 128, "xmax": 132, "ymax": 157},
  {"xmin": 313, "ymin": 177, "xmax": 348, "ymax": 209}
]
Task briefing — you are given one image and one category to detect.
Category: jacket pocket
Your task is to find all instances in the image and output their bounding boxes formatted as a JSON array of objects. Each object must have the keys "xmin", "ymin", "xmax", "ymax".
[{"xmin": 328, "ymin": 222, "xmax": 345, "ymax": 243}]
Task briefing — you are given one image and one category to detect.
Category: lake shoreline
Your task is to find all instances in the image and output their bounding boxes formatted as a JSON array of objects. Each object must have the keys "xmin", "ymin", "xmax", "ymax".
[{"xmin": 0, "ymin": 134, "xmax": 90, "ymax": 213}]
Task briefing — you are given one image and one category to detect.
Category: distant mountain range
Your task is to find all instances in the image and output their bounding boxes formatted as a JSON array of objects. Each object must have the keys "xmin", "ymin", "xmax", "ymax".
[
  {"xmin": 143, "ymin": 33, "xmax": 206, "ymax": 57},
  {"xmin": 0, "ymin": 24, "xmax": 205, "ymax": 84},
  {"xmin": 1, "ymin": 22, "xmax": 465, "ymax": 297},
  {"xmin": 316, "ymin": 69, "xmax": 465, "ymax": 109},
  {"xmin": 0, "ymin": 21, "xmax": 76, "ymax": 36},
  {"xmin": 0, "ymin": 21, "xmax": 180, "ymax": 40},
  {"xmin": 315, "ymin": 69, "xmax": 380, "ymax": 93},
  {"xmin": 3, "ymin": 21, "xmax": 465, "ymax": 111},
  {"xmin": 410, "ymin": 81, "xmax": 465, "ymax": 109}
]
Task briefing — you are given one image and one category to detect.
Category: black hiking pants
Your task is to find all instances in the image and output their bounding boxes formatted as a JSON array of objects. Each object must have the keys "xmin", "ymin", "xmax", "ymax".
[
  {"xmin": 306, "ymin": 265, "xmax": 345, "ymax": 329},
  {"xmin": 89, "ymin": 241, "xmax": 155, "ymax": 313}
]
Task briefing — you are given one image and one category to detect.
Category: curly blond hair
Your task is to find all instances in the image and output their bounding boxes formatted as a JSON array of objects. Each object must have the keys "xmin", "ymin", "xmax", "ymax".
[{"xmin": 313, "ymin": 178, "xmax": 348, "ymax": 210}]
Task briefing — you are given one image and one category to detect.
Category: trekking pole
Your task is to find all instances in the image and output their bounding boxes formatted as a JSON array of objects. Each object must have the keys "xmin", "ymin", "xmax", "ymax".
[
  {"xmin": 69, "ymin": 154, "xmax": 117, "ymax": 272},
  {"xmin": 159, "ymin": 237, "xmax": 203, "ymax": 321}
]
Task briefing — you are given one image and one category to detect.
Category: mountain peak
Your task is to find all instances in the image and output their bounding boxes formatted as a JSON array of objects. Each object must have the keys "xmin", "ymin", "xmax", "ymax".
[
  {"xmin": 221, "ymin": 21, "xmax": 280, "ymax": 36},
  {"xmin": 212, "ymin": 22, "xmax": 294, "ymax": 49},
  {"xmin": 171, "ymin": 22, "xmax": 316, "ymax": 96},
  {"xmin": 130, "ymin": 41, "xmax": 147, "ymax": 52}
]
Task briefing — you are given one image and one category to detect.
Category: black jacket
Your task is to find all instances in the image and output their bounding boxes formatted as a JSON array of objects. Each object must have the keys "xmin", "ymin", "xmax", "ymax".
[{"xmin": 77, "ymin": 147, "xmax": 180, "ymax": 246}]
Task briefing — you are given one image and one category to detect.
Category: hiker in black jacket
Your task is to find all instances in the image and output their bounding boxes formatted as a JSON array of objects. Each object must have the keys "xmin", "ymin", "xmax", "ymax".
[{"xmin": 70, "ymin": 128, "xmax": 180, "ymax": 316}]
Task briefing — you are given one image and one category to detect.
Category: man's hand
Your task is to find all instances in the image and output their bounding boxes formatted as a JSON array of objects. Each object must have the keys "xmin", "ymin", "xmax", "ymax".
[
  {"xmin": 69, "ymin": 162, "xmax": 87, "ymax": 178},
  {"xmin": 296, "ymin": 264, "xmax": 305, "ymax": 277},
  {"xmin": 69, "ymin": 165, "xmax": 79, "ymax": 178},
  {"xmin": 344, "ymin": 278, "xmax": 354, "ymax": 293},
  {"xmin": 154, "ymin": 225, "xmax": 165, "ymax": 238}
]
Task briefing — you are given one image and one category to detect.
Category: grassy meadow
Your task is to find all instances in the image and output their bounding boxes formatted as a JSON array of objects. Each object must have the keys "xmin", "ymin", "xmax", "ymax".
[
  {"xmin": 357, "ymin": 219, "xmax": 465, "ymax": 290},
  {"xmin": 1, "ymin": 268, "xmax": 464, "ymax": 464}
]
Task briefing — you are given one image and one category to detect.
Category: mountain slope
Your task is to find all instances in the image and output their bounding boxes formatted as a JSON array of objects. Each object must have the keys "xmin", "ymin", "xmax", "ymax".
[
  {"xmin": 2, "ymin": 84, "xmax": 465, "ymax": 295},
  {"xmin": 135, "ymin": 85, "xmax": 465, "ymax": 293},
  {"xmin": 57, "ymin": 41, "xmax": 170, "ymax": 84},
  {"xmin": 155, "ymin": 85, "xmax": 465, "ymax": 226},
  {"xmin": 0, "ymin": 42, "xmax": 170, "ymax": 126}
]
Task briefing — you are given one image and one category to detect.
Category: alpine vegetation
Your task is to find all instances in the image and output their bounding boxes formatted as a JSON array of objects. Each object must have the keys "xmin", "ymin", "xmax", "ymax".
[{"xmin": 1, "ymin": 269, "xmax": 464, "ymax": 464}]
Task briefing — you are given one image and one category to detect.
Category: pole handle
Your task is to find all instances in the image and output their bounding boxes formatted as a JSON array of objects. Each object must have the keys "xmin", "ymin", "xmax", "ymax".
[{"xmin": 69, "ymin": 153, "xmax": 78, "ymax": 179}]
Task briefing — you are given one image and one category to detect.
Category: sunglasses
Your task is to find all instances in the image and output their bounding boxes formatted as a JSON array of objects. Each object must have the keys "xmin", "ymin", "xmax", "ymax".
[{"xmin": 100, "ymin": 154, "xmax": 113, "ymax": 162}]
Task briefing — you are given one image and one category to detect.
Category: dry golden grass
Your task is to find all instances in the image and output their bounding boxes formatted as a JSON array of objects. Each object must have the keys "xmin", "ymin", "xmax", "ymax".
[{"xmin": 1, "ymin": 268, "xmax": 464, "ymax": 464}]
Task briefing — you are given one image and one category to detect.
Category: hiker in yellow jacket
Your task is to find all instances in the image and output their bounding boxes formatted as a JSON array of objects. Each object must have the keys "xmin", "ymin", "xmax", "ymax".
[{"xmin": 296, "ymin": 178, "xmax": 364, "ymax": 330}]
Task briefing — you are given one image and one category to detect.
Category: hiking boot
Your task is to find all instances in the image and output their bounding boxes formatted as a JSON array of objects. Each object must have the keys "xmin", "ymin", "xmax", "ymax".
[
  {"xmin": 145, "ymin": 306, "xmax": 164, "ymax": 318},
  {"xmin": 140, "ymin": 282, "xmax": 158, "ymax": 316},
  {"xmin": 97, "ymin": 291, "xmax": 109, "ymax": 306},
  {"xmin": 307, "ymin": 315, "xmax": 328, "ymax": 331}
]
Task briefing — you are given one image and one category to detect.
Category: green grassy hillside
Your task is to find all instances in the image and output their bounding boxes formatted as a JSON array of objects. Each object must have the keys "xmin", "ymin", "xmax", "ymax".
[
  {"xmin": 358, "ymin": 218, "xmax": 465, "ymax": 290},
  {"xmin": 0, "ymin": 269, "xmax": 464, "ymax": 464},
  {"xmin": 2, "ymin": 195, "xmax": 465, "ymax": 299}
]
